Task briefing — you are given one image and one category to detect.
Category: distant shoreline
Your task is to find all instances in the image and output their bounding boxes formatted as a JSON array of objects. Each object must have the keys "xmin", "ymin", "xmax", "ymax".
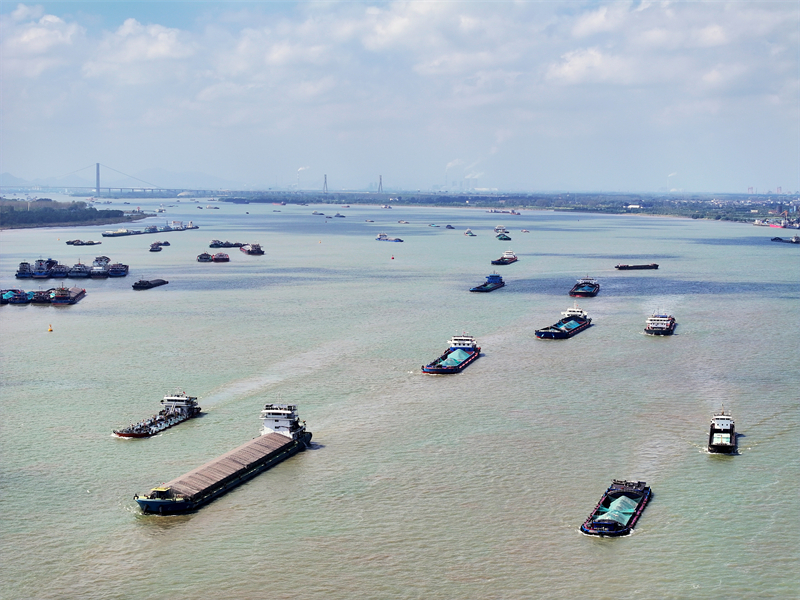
[{"xmin": 0, "ymin": 214, "xmax": 148, "ymax": 231}]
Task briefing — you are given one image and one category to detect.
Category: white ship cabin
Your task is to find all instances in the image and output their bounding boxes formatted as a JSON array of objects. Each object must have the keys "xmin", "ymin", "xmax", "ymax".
[
  {"xmin": 562, "ymin": 304, "xmax": 589, "ymax": 319},
  {"xmin": 260, "ymin": 403, "xmax": 304, "ymax": 438},
  {"xmin": 448, "ymin": 334, "xmax": 478, "ymax": 350},
  {"xmin": 646, "ymin": 315, "xmax": 674, "ymax": 329},
  {"xmin": 711, "ymin": 412, "xmax": 734, "ymax": 431},
  {"xmin": 502, "ymin": 250, "xmax": 517, "ymax": 258},
  {"xmin": 161, "ymin": 392, "xmax": 198, "ymax": 409}
]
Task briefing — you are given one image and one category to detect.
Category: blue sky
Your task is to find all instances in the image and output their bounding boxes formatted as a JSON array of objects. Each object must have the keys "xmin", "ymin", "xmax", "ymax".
[{"xmin": 2, "ymin": 1, "xmax": 798, "ymax": 193}]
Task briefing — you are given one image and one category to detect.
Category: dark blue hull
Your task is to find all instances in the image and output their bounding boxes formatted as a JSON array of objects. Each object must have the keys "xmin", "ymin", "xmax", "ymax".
[
  {"xmin": 535, "ymin": 318, "xmax": 592, "ymax": 339},
  {"xmin": 469, "ymin": 283, "xmax": 504, "ymax": 292}
]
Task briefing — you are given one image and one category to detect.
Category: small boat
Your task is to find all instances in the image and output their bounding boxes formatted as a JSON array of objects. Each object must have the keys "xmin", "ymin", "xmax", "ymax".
[
  {"xmin": 470, "ymin": 273, "xmax": 504, "ymax": 292},
  {"xmin": 15, "ymin": 262, "xmax": 33, "ymax": 278},
  {"xmin": 644, "ymin": 314, "xmax": 676, "ymax": 335},
  {"xmin": 445, "ymin": 225, "xmax": 455, "ymax": 229},
  {"xmin": 494, "ymin": 225, "xmax": 507, "ymax": 233},
  {"xmin": 1, "ymin": 289, "xmax": 24, "ymax": 305},
  {"xmin": 51, "ymin": 286, "xmax": 86, "ymax": 304},
  {"xmin": 32, "ymin": 259, "xmax": 52, "ymax": 279},
  {"xmin": 376, "ymin": 233, "xmax": 403, "ymax": 242},
  {"xmin": 312, "ymin": 211, "xmax": 324, "ymax": 215},
  {"xmin": 197, "ymin": 252, "xmax": 213, "ymax": 262},
  {"xmin": 107, "ymin": 263, "xmax": 129, "ymax": 277},
  {"xmin": 535, "ymin": 304, "xmax": 592, "ymax": 339},
  {"xmin": 398, "ymin": 220, "xmax": 409, "ymax": 224},
  {"xmin": 615, "ymin": 263, "xmax": 659, "ymax": 270},
  {"xmin": 50, "ymin": 264, "xmax": 69, "ymax": 278},
  {"xmin": 429, "ymin": 224, "xmax": 440, "ymax": 227},
  {"xmin": 422, "ymin": 333, "xmax": 481, "ymax": 374},
  {"xmin": 149, "ymin": 243, "xmax": 162, "ymax": 252},
  {"xmin": 496, "ymin": 233, "xmax": 511, "ymax": 241},
  {"xmin": 580, "ymin": 480, "xmax": 652, "ymax": 537},
  {"xmin": 771, "ymin": 235, "xmax": 800, "ymax": 244},
  {"xmin": 708, "ymin": 408, "xmax": 736, "ymax": 454},
  {"xmin": 212, "ymin": 253, "xmax": 230, "ymax": 262},
  {"xmin": 365, "ymin": 219, "xmax": 374, "ymax": 222},
  {"xmin": 334, "ymin": 213, "xmax": 345, "ymax": 218},
  {"xmin": 159, "ymin": 241, "xmax": 170, "ymax": 246},
  {"xmin": 569, "ymin": 276, "xmax": 600, "ymax": 297},
  {"xmin": 240, "ymin": 244, "xmax": 265, "ymax": 255},
  {"xmin": 31, "ymin": 289, "xmax": 54, "ymax": 304},
  {"xmin": 521, "ymin": 229, "xmax": 530, "ymax": 233},
  {"xmin": 7, "ymin": 290, "xmax": 33, "ymax": 304},
  {"xmin": 113, "ymin": 391, "xmax": 201, "ymax": 438},
  {"xmin": 68, "ymin": 262, "xmax": 91, "ymax": 278},
  {"xmin": 132, "ymin": 279, "xmax": 168, "ymax": 290},
  {"xmin": 464, "ymin": 229, "xmax": 476, "ymax": 236},
  {"xmin": 491, "ymin": 250, "xmax": 518, "ymax": 265}
]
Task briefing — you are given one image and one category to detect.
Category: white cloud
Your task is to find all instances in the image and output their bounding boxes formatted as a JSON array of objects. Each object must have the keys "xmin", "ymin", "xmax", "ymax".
[{"xmin": 0, "ymin": 1, "xmax": 797, "ymax": 192}]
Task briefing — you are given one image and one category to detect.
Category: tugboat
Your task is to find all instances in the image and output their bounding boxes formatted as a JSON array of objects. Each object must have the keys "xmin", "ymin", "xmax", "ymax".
[
  {"xmin": 132, "ymin": 279, "xmax": 168, "ymax": 290},
  {"xmin": 197, "ymin": 252, "xmax": 213, "ymax": 262},
  {"xmin": 212, "ymin": 253, "xmax": 230, "ymax": 262},
  {"xmin": 134, "ymin": 403, "xmax": 311, "ymax": 514},
  {"xmin": 149, "ymin": 243, "xmax": 163, "ymax": 252},
  {"xmin": 422, "ymin": 333, "xmax": 481, "ymax": 374},
  {"xmin": 615, "ymin": 263, "xmax": 659, "ymax": 270},
  {"xmin": 644, "ymin": 314, "xmax": 676, "ymax": 335},
  {"xmin": 68, "ymin": 262, "xmax": 91, "ymax": 278},
  {"xmin": 107, "ymin": 263, "xmax": 129, "ymax": 277},
  {"xmin": 708, "ymin": 408, "xmax": 736, "ymax": 454},
  {"xmin": 240, "ymin": 244, "xmax": 265, "ymax": 255},
  {"xmin": 470, "ymin": 273, "xmax": 505, "ymax": 292},
  {"xmin": 569, "ymin": 276, "xmax": 600, "ymax": 297},
  {"xmin": 491, "ymin": 250, "xmax": 518, "ymax": 265},
  {"xmin": 535, "ymin": 304, "xmax": 592, "ymax": 339},
  {"xmin": 31, "ymin": 259, "xmax": 53, "ymax": 279},
  {"xmin": 51, "ymin": 286, "xmax": 86, "ymax": 304},
  {"xmin": 580, "ymin": 480, "xmax": 652, "ymax": 537},
  {"xmin": 376, "ymin": 233, "xmax": 403, "ymax": 242},
  {"xmin": 113, "ymin": 391, "xmax": 201, "ymax": 438},
  {"xmin": 15, "ymin": 262, "xmax": 33, "ymax": 278}
]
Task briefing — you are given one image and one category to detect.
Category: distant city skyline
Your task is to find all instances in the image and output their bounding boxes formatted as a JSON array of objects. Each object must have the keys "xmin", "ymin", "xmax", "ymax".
[{"xmin": 1, "ymin": 1, "xmax": 798, "ymax": 194}]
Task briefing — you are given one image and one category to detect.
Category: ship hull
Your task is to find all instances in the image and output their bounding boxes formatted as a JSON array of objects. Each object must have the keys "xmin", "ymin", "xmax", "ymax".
[
  {"xmin": 114, "ymin": 413, "xmax": 196, "ymax": 438},
  {"xmin": 422, "ymin": 348, "xmax": 480, "ymax": 374},
  {"xmin": 135, "ymin": 433, "xmax": 311, "ymax": 514},
  {"xmin": 580, "ymin": 481, "xmax": 651, "ymax": 537},
  {"xmin": 535, "ymin": 319, "xmax": 591, "ymax": 339},
  {"xmin": 470, "ymin": 283, "xmax": 504, "ymax": 292},
  {"xmin": 644, "ymin": 327, "xmax": 675, "ymax": 336},
  {"xmin": 491, "ymin": 258, "xmax": 517, "ymax": 265},
  {"xmin": 615, "ymin": 264, "xmax": 658, "ymax": 270}
]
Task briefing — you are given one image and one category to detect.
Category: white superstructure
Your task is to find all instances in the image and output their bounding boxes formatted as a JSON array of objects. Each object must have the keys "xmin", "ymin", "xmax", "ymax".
[
  {"xmin": 260, "ymin": 403, "xmax": 306, "ymax": 439},
  {"xmin": 447, "ymin": 333, "xmax": 479, "ymax": 350}
]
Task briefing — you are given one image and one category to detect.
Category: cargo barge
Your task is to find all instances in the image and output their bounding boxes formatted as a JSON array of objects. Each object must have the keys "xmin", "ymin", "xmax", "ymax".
[
  {"xmin": 114, "ymin": 392, "xmax": 201, "ymax": 438},
  {"xmin": 134, "ymin": 403, "xmax": 311, "ymax": 514},
  {"xmin": 615, "ymin": 264, "xmax": 659, "ymax": 270},
  {"xmin": 422, "ymin": 333, "xmax": 481, "ymax": 374},
  {"xmin": 708, "ymin": 408, "xmax": 736, "ymax": 454},
  {"xmin": 580, "ymin": 480, "xmax": 652, "ymax": 537}
]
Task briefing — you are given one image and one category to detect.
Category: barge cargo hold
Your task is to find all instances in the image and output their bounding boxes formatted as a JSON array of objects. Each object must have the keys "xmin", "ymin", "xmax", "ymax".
[
  {"xmin": 135, "ymin": 403, "xmax": 311, "ymax": 514},
  {"xmin": 580, "ymin": 480, "xmax": 652, "ymax": 537}
]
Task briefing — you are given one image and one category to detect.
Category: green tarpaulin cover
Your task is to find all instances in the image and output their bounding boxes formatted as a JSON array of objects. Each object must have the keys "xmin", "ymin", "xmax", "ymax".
[
  {"xmin": 595, "ymin": 495, "xmax": 638, "ymax": 525},
  {"xmin": 441, "ymin": 349, "xmax": 471, "ymax": 367}
]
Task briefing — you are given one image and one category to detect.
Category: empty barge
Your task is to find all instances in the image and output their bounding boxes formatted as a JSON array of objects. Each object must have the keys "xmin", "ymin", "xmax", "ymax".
[{"xmin": 134, "ymin": 403, "xmax": 311, "ymax": 514}]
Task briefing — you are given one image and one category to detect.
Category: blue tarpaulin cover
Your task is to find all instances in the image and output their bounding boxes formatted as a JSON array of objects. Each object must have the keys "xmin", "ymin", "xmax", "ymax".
[{"xmin": 441, "ymin": 349, "xmax": 471, "ymax": 366}]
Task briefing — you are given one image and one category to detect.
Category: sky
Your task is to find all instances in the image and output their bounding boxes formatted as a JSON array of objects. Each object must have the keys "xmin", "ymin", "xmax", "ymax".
[{"xmin": 1, "ymin": 1, "xmax": 798, "ymax": 193}]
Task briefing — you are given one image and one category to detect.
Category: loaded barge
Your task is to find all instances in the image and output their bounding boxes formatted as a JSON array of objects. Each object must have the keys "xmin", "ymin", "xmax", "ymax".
[
  {"xmin": 422, "ymin": 333, "xmax": 481, "ymax": 374},
  {"xmin": 134, "ymin": 403, "xmax": 311, "ymax": 514},
  {"xmin": 580, "ymin": 480, "xmax": 652, "ymax": 537}
]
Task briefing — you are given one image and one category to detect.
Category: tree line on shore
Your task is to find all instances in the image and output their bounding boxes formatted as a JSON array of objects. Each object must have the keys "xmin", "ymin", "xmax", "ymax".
[{"xmin": 0, "ymin": 198, "xmax": 126, "ymax": 227}]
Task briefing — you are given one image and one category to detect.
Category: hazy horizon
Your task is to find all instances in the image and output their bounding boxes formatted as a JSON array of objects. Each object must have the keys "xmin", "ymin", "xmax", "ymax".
[{"xmin": 2, "ymin": 1, "xmax": 798, "ymax": 194}]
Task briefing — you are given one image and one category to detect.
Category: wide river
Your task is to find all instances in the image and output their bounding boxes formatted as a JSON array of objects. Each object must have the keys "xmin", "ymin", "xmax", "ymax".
[{"xmin": 1, "ymin": 197, "xmax": 798, "ymax": 599}]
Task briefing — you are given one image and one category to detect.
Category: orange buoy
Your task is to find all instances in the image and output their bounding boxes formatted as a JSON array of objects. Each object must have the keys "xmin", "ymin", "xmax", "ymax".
[{"xmin": 48, "ymin": 324, "xmax": 53, "ymax": 332}]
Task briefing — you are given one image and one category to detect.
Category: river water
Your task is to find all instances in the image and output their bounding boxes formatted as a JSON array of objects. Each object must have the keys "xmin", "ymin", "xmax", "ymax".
[{"xmin": 1, "ymin": 197, "xmax": 798, "ymax": 599}]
